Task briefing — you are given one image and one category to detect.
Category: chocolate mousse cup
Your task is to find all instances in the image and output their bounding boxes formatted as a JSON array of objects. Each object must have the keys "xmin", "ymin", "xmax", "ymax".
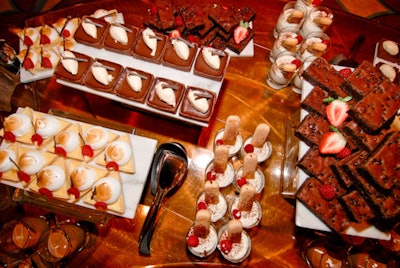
[
  {"xmin": 54, "ymin": 51, "xmax": 93, "ymax": 85},
  {"xmin": 84, "ymin": 59, "xmax": 123, "ymax": 93},
  {"xmin": 162, "ymin": 38, "xmax": 198, "ymax": 72},
  {"xmin": 74, "ymin": 16, "xmax": 108, "ymax": 47},
  {"xmin": 114, "ymin": 67, "xmax": 154, "ymax": 103},
  {"xmin": 103, "ymin": 23, "xmax": 138, "ymax": 55},
  {"xmin": 131, "ymin": 30, "xmax": 167, "ymax": 64},
  {"xmin": 179, "ymin": 87, "xmax": 216, "ymax": 123}
]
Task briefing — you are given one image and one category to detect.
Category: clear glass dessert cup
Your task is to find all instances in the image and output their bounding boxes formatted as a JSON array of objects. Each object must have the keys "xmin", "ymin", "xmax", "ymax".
[
  {"xmin": 213, "ymin": 128, "xmax": 243, "ymax": 158},
  {"xmin": 291, "ymin": 56, "xmax": 316, "ymax": 94},
  {"xmin": 273, "ymin": 1, "xmax": 307, "ymax": 38},
  {"xmin": 196, "ymin": 192, "xmax": 228, "ymax": 223},
  {"xmin": 217, "ymin": 222, "xmax": 252, "ymax": 263},
  {"xmin": 240, "ymin": 135, "xmax": 273, "ymax": 163},
  {"xmin": 186, "ymin": 223, "xmax": 218, "ymax": 258},
  {"xmin": 228, "ymin": 196, "xmax": 262, "ymax": 229},
  {"xmin": 298, "ymin": 31, "xmax": 331, "ymax": 62},
  {"xmin": 267, "ymin": 51, "xmax": 301, "ymax": 90},
  {"xmin": 270, "ymin": 27, "xmax": 303, "ymax": 62},
  {"xmin": 301, "ymin": 6, "xmax": 334, "ymax": 37},
  {"xmin": 232, "ymin": 166, "xmax": 266, "ymax": 194},
  {"xmin": 204, "ymin": 160, "xmax": 235, "ymax": 188}
]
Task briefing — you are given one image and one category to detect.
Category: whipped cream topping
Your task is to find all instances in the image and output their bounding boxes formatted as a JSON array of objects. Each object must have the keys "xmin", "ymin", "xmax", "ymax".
[
  {"xmin": 197, "ymin": 192, "xmax": 227, "ymax": 222},
  {"xmin": 155, "ymin": 81, "xmax": 176, "ymax": 106},
  {"xmin": 0, "ymin": 148, "xmax": 16, "ymax": 172},
  {"xmin": 110, "ymin": 24, "xmax": 128, "ymax": 45},
  {"xmin": 218, "ymin": 229, "xmax": 251, "ymax": 263},
  {"xmin": 35, "ymin": 115, "xmax": 60, "ymax": 138},
  {"xmin": 83, "ymin": 126, "xmax": 109, "ymax": 150},
  {"xmin": 206, "ymin": 161, "xmax": 235, "ymax": 188},
  {"xmin": 382, "ymin": 40, "xmax": 399, "ymax": 56},
  {"xmin": 92, "ymin": 177, "xmax": 121, "ymax": 204},
  {"xmin": 126, "ymin": 73, "xmax": 142, "ymax": 92},
  {"xmin": 37, "ymin": 165, "xmax": 66, "ymax": 191},
  {"xmin": 105, "ymin": 140, "xmax": 132, "ymax": 166},
  {"xmin": 202, "ymin": 47, "xmax": 221, "ymax": 70},
  {"xmin": 92, "ymin": 9, "xmax": 118, "ymax": 23},
  {"xmin": 242, "ymin": 136, "xmax": 272, "ymax": 163},
  {"xmin": 230, "ymin": 197, "xmax": 262, "ymax": 229},
  {"xmin": 19, "ymin": 151, "xmax": 45, "ymax": 175},
  {"xmin": 214, "ymin": 130, "xmax": 242, "ymax": 157},
  {"xmin": 142, "ymin": 28, "xmax": 157, "ymax": 56},
  {"xmin": 4, "ymin": 113, "xmax": 32, "ymax": 137},
  {"xmin": 379, "ymin": 64, "xmax": 396, "ymax": 82},
  {"xmin": 61, "ymin": 51, "xmax": 79, "ymax": 75},
  {"xmin": 55, "ymin": 130, "xmax": 80, "ymax": 153},
  {"xmin": 71, "ymin": 166, "xmax": 96, "ymax": 191},
  {"xmin": 235, "ymin": 167, "xmax": 265, "ymax": 194},
  {"xmin": 82, "ymin": 20, "xmax": 98, "ymax": 39},
  {"xmin": 188, "ymin": 90, "xmax": 209, "ymax": 114},
  {"xmin": 92, "ymin": 65, "xmax": 114, "ymax": 86},
  {"xmin": 172, "ymin": 39, "xmax": 189, "ymax": 60},
  {"xmin": 187, "ymin": 225, "xmax": 218, "ymax": 258}
]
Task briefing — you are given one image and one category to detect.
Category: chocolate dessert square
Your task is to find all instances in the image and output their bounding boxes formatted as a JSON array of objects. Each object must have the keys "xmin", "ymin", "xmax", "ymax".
[
  {"xmin": 338, "ymin": 150, "xmax": 369, "ymax": 188},
  {"xmin": 193, "ymin": 46, "xmax": 229, "ymax": 81},
  {"xmin": 375, "ymin": 39, "xmax": 400, "ymax": 66},
  {"xmin": 103, "ymin": 23, "xmax": 139, "ymax": 55},
  {"xmin": 179, "ymin": 87, "xmax": 216, "ymax": 122},
  {"xmin": 162, "ymin": 38, "xmax": 198, "ymax": 72},
  {"xmin": 300, "ymin": 86, "xmax": 330, "ymax": 117},
  {"xmin": 178, "ymin": 4, "xmax": 206, "ymax": 33},
  {"xmin": 54, "ymin": 51, "xmax": 93, "ymax": 85},
  {"xmin": 208, "ymin": 4, "xmax": 239, "ymax": 34},
  {"xmin": 155, "ymin": 0, "xmax": 176, "ymax": 31},
  {"xmin": 227, "ymin": 29, "xmax": 254, "ymax": 55},
  {"xmin": 74, "ymin": 16, "xmax": 108, "ymax": 47},
  {"xmin": 211, "ymin": 35, "xmax": 229, "ymax": 51},
  {"xmin": 294, "ymin": 113, "xmax": 330, "ymax": 147},
  {"xmin": 84, "ymin": 59, "xmax": 122, "ymax": 93},
  {"xmin": 114, "ymin": 67, "xmax": 154, "ymax": 103},
  {"xmin": 146, "ymin": 77, "xmax": 185, "ymax": 114},
  {"xmin": 132, "ymin": 29, "xmax": 168, "ymax": 64},
  {"xmin": 339, "ymin": 190, "xmax": 375, "ymax": 223},
  {"xmin": 238, "ymin": 5, "xmax": 256, "ymax": 22}
]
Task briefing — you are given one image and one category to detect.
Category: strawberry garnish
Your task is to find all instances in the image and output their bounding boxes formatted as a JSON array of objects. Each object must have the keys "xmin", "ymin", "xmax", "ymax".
[
  {"xmin": 312, "ymin": 0, "xmax": 323, "ymax": 6},
  {"xmin": 338, "ymin": 68, "xmax": 353, "ymax": 78},
  {"xmin": 175, "ymin": 16, "xmax": 183, "ymax": 27},
  {"xmin": 23, "ymin": 58, "xmax": 34, "ymax": 69},
  {"xmin": 41, "ymin": 35, "xmax": 51, "ymax": 45},
  {"xmin": 3, "ymin": 131, "xmax": 16, "ymax": 143},
  {"xmin": 31, "ymin": 133, "xmax": 44, "ymax": 146},
  {"xmin": 24, "ymin": 36, "xmax": 33, "ymax": 46},
  {"xmin": 216, "ymin": 139, "xmax": 224, "ymax": 146},
  {"xmin": 106, "ymin": 161, "xmax": 119, "ymax": 171},
  {"xmin": 187, "ymin": 35, "xmax": 196, "ymax": 43},
  {"xmin": 62, "ymin": 30, "xmax": 71, "ymax": 38},
  {"xmin": 296, "ymin": 35, "xmax": 303, "ymax": 44},
  {"xmin": 319, "ymin": 184, "xmax": 335, "ymax": 200},
  {"xmin": 233, "ymin": 20, "xmax": 249, "ymax": 44},
  {"xmin": 335, "ymin": 147, "xmax": 351, "ymax": 159},
  {"xmin": 197, "ymin": 201, "xmax": 207, "ymax": 210},
  {"xmin": 324, "ymin": 96, "xmax": 352, "ymax": 127},
  {"xmin": 291, "ymin": 59, "xmax": 302, "ymax": 69},
  {"xmin": 244, "ymin": 144, "xmax": 254, "ymax": 153},
  {"xmin": 82, "ymin": 144, "xmax": 94, "ymax": 158},
  {"xmin": 150, "ymin": 5, "xmax": 158, "ymax": 15},
  {"xmin": 41, "ymin": 57, "xmax": 52, "ymax": 68},
  {"xmin": 187, "ymin": 235, "xmax": 199, "ymax": 247},
  {"xmin": 169, "ymin": 29, "xmax": 181, "ymax": 39},
  {"xmin": 0, "ymin": 172, "xmax": 2, "ymax": 179},
  {"xmin": 237, "ymin": 177, "xmax": 247, "ymax": 187},
  {"xmin": 322, "ymin": 39, "xmax": 330, "ymax": 47},
  {"xmin": 219, "ymin": 239, "xmax": 232, "ymax": 254},
  {"xmin": 319, "ymin": 127, "xmax": 347, "ymax": 154},
  {"xmin": 232, "ymin": 209, "xmax": 241, "ymax": 219},
  {"xmin": 39, "ymin": 188, "xmax": 53, "ymax": 199},
  {"xmin": 17, "ymin": 171, "xmax": 31, "ymax": 183},
  {"xmin": 67, "ymin": 187, "xmax": 80, "ymax": 199},
  {"xmin": 94, "ymin": 201, "xmax": 107, "ymax": 210},
  {"xmin": 54, "ymin": 146, "xmax": 67, "ymax": 157},
  {"xmin": 206, "ymin": 171, "xmax": 216, "ymax": 181}
]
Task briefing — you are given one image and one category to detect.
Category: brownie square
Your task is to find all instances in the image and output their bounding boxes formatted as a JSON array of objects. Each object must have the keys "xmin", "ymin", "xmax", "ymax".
[
  {"xmin": 178, "ymin": 4, "xmax": 205, "ymax": 33},
  {"xmin": 208, "ymin": 4, "xmax": 239, "ymax": 34},
  {"xmin": 162, "ymin": 38, "xmax": 198, "ymax": 72},
  {"xmin": 227, "ymin": 29, "xmax": 255, "ymax": 55},
  {"xmin": 54, "ymin": 51, "xmax": 93, "ymax": 85},
  {"xmin": 179, "ymin": 87, "xmax": 216, "ymax": 123},
  {"xmin": 132, "ymin": 29, "xmax": 168, "ymax": 64},
  {"xmin": 114, "ymin": 67, "xmax": 154, "ymax": 103},
  {"xmin": 74, "ymin": 16, "xmax": 108, "ymax": 47},
  {"xmin": 294, "ymin": 113, "xmax": 330, "ymax": 147},
  {"xmin": 146, "ymin": 77, "xmax": 185, "ymax": 114},
  {"xmin": 103, "ymin": 23, "xmax": 138, "ymax": 55},
  {"xmin": 84, "ymin": 59, "xmax": 122, "ymax": 92},
  {"xmin": 193, "ymin": 46, "xmax": 229, "ymax": 81},
  {"xmin": 300, "ymin": 86, "xmax": 329, "ymax": 117},
  {"xmin": 339, "ymin": 190, "xmax": 375, "ymax": 223}
]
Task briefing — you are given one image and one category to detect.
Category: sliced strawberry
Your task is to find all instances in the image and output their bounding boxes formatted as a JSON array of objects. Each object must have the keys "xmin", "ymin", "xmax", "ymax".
[
  {"xmin": 17, "ymin": 171, "xmax": 30, "ymax": 183},
  {"xmin": 169, "ymin": 29, "xmax": 181, "ymax": 39},
  {"xmin": 106, "ymin": 161, "xmax": 119, "ymax": 171},
  {"xmin": 54, "ymin": 146, "xmax": 67, "ymax": 157},
  {"xmin": 187, "ymin": 35, "xmax": 196, "ymax": 43},
  {"xmin": 335, "ymin": 147, "xmax": 351, "ymax": 159},
  {"xmin": 41, "ymin": 57, "xmax": 52, "ymax": 68},
  {"xmin": 3, "ymin": 131, "xmax": 16, "ymax": 143},
  {"xmin": 244, "ymin": 143, "xmax": 254, "ymax": 153},
  {"xmin": 338, "ymin": 68, "xmax": 353, "ymax": 78},
  {"xmin": 39, "ymin": 188, "xmax": 53, "ymax": 199},
  {"xmin": 232, "ymin": 209, "xmax": 241, "ymax": 219},
  {"xmin": 219, "ymin": 239, "xmax": 232, "ymax": 254},
  {"xmin": 319, "ymin": 184, "xmax": 335, "ymax": 200},
  {"xmin": 67, "ymin": 187, "xmax": 80, "ymax": 199},
  {"xmin": 319, "ymin": 128, "xmax": 347, "ymax": 154},
  {"xmin": 94, "ymin": 201, "xmax": 107, "ymax": 210},
  {"xmin": 324, "ymin": 96, "xmax": 352, "ymax": 127},
  {"xmin": 23, "ymin": 58, "xmax": 34, "ymax": 69},
  {"xmin": 31, "ymin": 133, "xmax": 44, "ymax": 146},
  {"xmin": 291, "ymin": 59, "xmax": 302, "ymax": 69},
  {"xmin": 197, "ymin": 201, "xmax": 207, "ymax": 210},
  {"xmin": 187, "ymin": 235, "xmax": 199, "ymax": 247},
  {"xmin": 82, "ymin": 145, "xmax": 94, "ymax": 158},
  {"xmin": 62, "ymin": 30, "xmax": 71, "ymax": 38},
  {"xmin": 41, "ymin": 35, "xmax": 51, "ymax": 45},
  {"xmin": 233, "ymin": 20, "xmax": 249, "ymax": 44}
]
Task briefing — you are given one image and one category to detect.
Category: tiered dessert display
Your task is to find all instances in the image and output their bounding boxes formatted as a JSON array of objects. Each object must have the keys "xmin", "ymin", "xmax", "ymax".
[
  {"xmin": 0, "ymin": 107, "xmax": 157, "ymax": 220},
  {"xmin": 294, "ymin": 57, "xmax": 399, "ymax": 239}
]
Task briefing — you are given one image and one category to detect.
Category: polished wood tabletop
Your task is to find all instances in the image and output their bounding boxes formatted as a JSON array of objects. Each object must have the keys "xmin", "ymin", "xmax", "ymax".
[{"xmin": 2, "ymin": 0, "xmax": 400, "ymax": 267}]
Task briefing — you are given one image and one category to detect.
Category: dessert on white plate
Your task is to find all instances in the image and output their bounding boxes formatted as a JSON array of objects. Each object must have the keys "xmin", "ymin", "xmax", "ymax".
[
  {"xmin": 187, "ymin": 89, "xmax": 209, "ymax": 114},
  {"xmin": 171, "ymin": 38, "xmax": 189, "ymax": 61},
  {"xmin": 53, "ymin": 17, "xmax": 79, "ymax": 39},
  {"xmin": 0, "ymin": 145, "xmax": 18, "ymax": 179},
  {"xmin": 202, "ymin": 47, "xmax": 220, "ymax": 70},
  {"xmin": 196, "ymin": 180, "xmax": 227, "ymax": 222},
  {"xmin": 32, "ymin": 112, "xmax": 70, "ymax": 148},
  {"xmin": 0, "ymin": 110, "xmax": 35, "ymax": 144},
  {"xmin": 91, "ymin": 63, "xmax": 114, "ymax": 86},
  {"xmin": 205, "ymin": 145, "xmax": 235, "ymax": 188},
  {"xmin": 40, "ymin": 24, "xmax": 61, "ymax": 46},
  {"xmin": 218, "ymin": 219, "xmax": 251, "ymax": 263}
]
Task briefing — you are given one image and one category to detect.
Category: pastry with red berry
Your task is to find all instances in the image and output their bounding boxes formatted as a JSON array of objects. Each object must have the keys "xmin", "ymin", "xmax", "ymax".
[
  {"xmin": 196, "ymin": 180, "xmax": 227, "ymax": 222},
  {"xmin": 214, "ymin": 115, "xmax": 242, "ymax": 157},
  {"xmin": 233, "ymin": 153, "xmax": 265, "ymax": 193},
  {"xmin": 186, "ymin": 209, "xmax": 218, "ymax": 258},
  {"xmin": 241, "ymin": 123, "xmax": 272, "ymax": 163},
  {"xmin": 205, "ymin": 144, "xmax": 235, "ymax": 188}
]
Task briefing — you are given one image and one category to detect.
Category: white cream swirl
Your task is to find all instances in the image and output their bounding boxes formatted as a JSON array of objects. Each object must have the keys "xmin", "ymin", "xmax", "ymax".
[
  {"xmin": 18, "ymin": 151, "xmax": 45, "ymax": 175},
  {"xmin": 37, "ymin": 165, "xmax": 66, "ymax": 191},
  {"xmin": 34, "ymin": 115, "xmax": 60, "ymax": 138}
]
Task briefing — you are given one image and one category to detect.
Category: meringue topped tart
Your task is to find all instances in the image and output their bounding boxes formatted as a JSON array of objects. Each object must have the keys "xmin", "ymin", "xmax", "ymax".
[
  {"xmin": 1, "ymin": 109, "xmax": 35, "ymax": 144},
  {"xmin": 17, "ymin": 48, "xmax": 40, "ymax": 73},
  {"xmin": 29, "ymin": 157, "xmax": 70, "ymax": 200},
  {"xmin": 32, "ymin": 111, "xmax": 70, "ymax": 148},
  {"xmin": 53, "ymin": 17, "xmax": 79, "ymax": 39},
  {"xmin": 84, "ymin": 172, "xmax": 124, "ymax": 213},
  {"xmin": 0, "ymin": 144, "xmax": 18, "ymax": 180},
  {"xmin": 47, "ymin": 123, "xmax": 83, "ymax": 161},
  {"xmin": 10, "ymin": 26, "xmax": 40, "ymax": 47},
  {"xmin": 40, "ymin": 47, "xmax": 60, "ymax": 69},
  {"xmin": 96, "ymin": 134, "xmax": 135, "ymax": 173}
]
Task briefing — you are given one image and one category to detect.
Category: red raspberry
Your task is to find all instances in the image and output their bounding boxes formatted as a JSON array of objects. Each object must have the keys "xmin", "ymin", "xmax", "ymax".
[
  {"xmin": 219, "ymin": 239, "xmax": 232, "ymax": 254},
  {"xmin": 319, "ymin": 184, "xmax": 336, "ymax": 200},
  {"xmin": 244, "ymin": 143, "xmax": 254, "ymax": 153},
  {"xmin": 296, "ymin": 35, "xmax": 303, "ymax": 44},
  {"xmin": 187, "ymin": 235, "xmax": 199, "ymax": 247},
  {"xmin": 39, "ymin": 188, "xmax": 53, "ymax": 199},
  {"xmin": 335, "ymin": 147, "xmax": 351, "ymax": 159},
  {"xmin": 150, "ymin": 5, "xmax": 157, "ymax": 15},
  {"xmin": 216, "ymin": 139, "xmax": 224, "ymax": 146},
  {"xmin": 237, "ymin": 177, "xmax": 247, "ymax": 187},
  {"xmin": 94, "ymin": 201, "xmax": 107, "ymax": 210},
  {"xmin": 197, "ymin": 201, "xmax": 207, "ymax": 210},
  {"xmin": 17, "ymin": 171, "xmax": 31, "ymax": 183},
  {"xmin": 291, "ymin": 59, "xmax": 302, "ymax": 69},
  {"xmin": 338, "ymin": 68, "xmax": 353, "ymax": 78},
  {"xmin": 67, "ymin": 187, "xmax": 80, "ymax": 199},
  {"xmin": 31, "ymin": 133, "xmax": 44, "ymax": 146},
  {"xmin": 206, "ymin": 171, "xmax": 216, "ymax": 181},
  {"xmin": 54, "ymin": 146, "xmax": 67, "ymax": 157},
  {"xmin": 82, "ymin": 145, "xmax": 94, "ymax": 158},
  {"xmin": 106, "ymin": 161, "xmax": 119, "ymax": 171},
  {"xmin": 232, "ymin": 209, "xmax": 241, "ymax": 219},
  {"xmin": 3, "ymin": 131, "xmax": 16, "ymax": 142}
]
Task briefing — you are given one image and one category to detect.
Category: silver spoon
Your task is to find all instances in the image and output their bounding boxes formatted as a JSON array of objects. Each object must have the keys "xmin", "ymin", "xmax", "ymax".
[{"xmin": 138, "ymin": 150, "xmax": 188, "ymax": 256}]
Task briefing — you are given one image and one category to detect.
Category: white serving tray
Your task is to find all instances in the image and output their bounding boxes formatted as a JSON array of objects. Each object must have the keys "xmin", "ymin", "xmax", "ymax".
[{"xmin": 295, "ymin": 65, "xmax": 391, "ymax": 240}]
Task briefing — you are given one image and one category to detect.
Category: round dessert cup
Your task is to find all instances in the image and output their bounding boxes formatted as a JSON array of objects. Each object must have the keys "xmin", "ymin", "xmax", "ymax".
[
  {"xmin": 186, "ymin": 223, "xmax": 218, "ymax": 258},
  {"xmin": 301, "ymin": 6, "xmax": 334, "ymax": 38},
  {"xmin": 295, "ymin": 0, "xmax": 322, "ymax": 16},
  {"xmin": 228, "ymin": 196, "xmax": 262, "ymax": 229},
  {"xmin": 233, "ymin": 167, "xmax": 266, "ymax": 194},
  {"xmin": 205, "ymin": 160, "xmax": 235, "ymax": 188},
  {"xmin": 266, "ymin": 51, "xmax": 301, "ymax": 90},
  {"xmin": 217, "ymin": 223, "xmax": 252, "ymax": 263},
  {"xmin": 270, "ymin": 27, "xmax": 303, "ymax": 63},
  {"xmin": 273, "ymin": 1, "xmax": 307, "ymax": 38},
  {"xmin": 240, "ymin": 135, "xmax": 273, "ymax": 163},
  {"xmin": 291, "ymin": 56, "xmax": 316, "ymax": 94},
  {"xmin": 196, "ymin": 192, "xmax": 228, "ymax": 223},
  {"xmin": 298, "ymin": 32, "xmax": 331, "ymax": 62},
  {"xmin": 214, "ymin": 128, "xmax": 243, "ymax": 158}
]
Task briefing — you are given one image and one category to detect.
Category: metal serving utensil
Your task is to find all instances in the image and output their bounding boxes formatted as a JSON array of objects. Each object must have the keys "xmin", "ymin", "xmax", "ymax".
[{"xmin": 138, "ymin": 149, "xmax": 188, "ymax": 256}]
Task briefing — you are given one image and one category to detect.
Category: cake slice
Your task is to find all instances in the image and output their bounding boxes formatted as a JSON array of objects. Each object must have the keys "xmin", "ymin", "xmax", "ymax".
[{"xmin": 294, "ymin": 113, "xmax": 330, "ymax": 147}]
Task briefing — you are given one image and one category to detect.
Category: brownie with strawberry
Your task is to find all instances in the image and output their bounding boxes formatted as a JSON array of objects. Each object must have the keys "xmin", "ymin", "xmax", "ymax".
[
  {"xmin": 294, "ymin": 113, "xmax": 330, "ymax": 147},
  {"xmin": 300, "ymin": 86, "xmax": 330, "ymax": 117},
  {"xmin": 349, "ymin": 79, "xmax": 400, "ymax": 133},
  {"xmin": 342, "ymin": 60, "xmax": 386, "ymax": 101},
  {"xmin": 296, "ymin": 177, "xmax": 351, "ymax": 234},
  {"xmin": 339, "ymin": 190, "xmax": 376, "ymax": 223},
  {"xmin": 177, "ymin": 4, "xmax": 206, "ymax": 33},
  {"xmin": 227, "ymin": 21, "xmax": 255, "ymax": 54}
]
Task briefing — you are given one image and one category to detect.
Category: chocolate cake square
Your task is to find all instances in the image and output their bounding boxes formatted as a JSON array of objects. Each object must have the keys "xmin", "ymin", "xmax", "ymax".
[
  {"xmin": 208, "ymin": 4, "xmax": 239, "ymax": 34},
  {"xmin": 162, "ymin": 38, "xmax": 198, "ymax": 72},
  {"xmin": 227, "ymin": 28, "xmax": 255, "ymax": 55},
  {"xmin": 132, "ymin": 29, "xmax": 168, "ymax": 64},
  {"xmin": 193, "ymin": 46, "xmax": 229, "ymax": 81},
  {"xmin": 294, "ymin": 113, "xmax": 330, "ymax": 147},
  {"xmin": 114, "ymin": 67, "xmax": 154, "ymax": 103},
  {"xmin": 103, "ymin": 23, "xmax": 138, "ymax": 55},
  {"xmin": 349, "ymin": 80, "xmax": 400, "ymax": 133},
  {"xmin": 300, "ymin": 86, "xmax": 330, "ymax": 117},
  {"xmin": 146, "ymin": 77, "xmax": 185, "ymax": 114},
  {"xmin": 74, "ymin": 16, "xmax": 108, "ymax": 47},
  {"xmin": 296, "ymin": 177, "xmax": 350, "ymax": 234},
  {"xmin": 375, "ymin": 39, "xmax": 400, "ymax": 66},
  {"xmin": 237, "ymin": 5, "xmax": 256, "ymax": 22},
  {"xmin": 155, "ymin": 0, "xmax": 176, "ymax": 31},
  {"xmin": 339, "ymin": 190, "xmax": 375, "ymax": 223},
  {"xmin": 54, "ymin": 51, "xmax": 93, "ymax": 85},
  {"xmin": 84, "ymin": 59, "xmax": 122, "ymax": 93},
  {"xmin": 178, "ymin": 4, "xmax": 205, "ymax": 33},
  {"xmin": 179, "ymin": 86, "xmax": 216, "ymax": 123}
]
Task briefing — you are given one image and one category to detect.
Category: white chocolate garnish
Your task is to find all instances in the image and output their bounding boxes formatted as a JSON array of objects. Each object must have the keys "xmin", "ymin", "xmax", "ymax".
[
  {"xmin": 127, "ymin": 73, "xmax": 142, "ymax": 92},
  {"xmin": 91, "ymin": 65, "xmax": 113, "ymax": 86},
  {"xmin": 188, "ymin": 90, "xmax": 209, "ymax": 113},
  {"xmin": 155, "ymin": 81, "xmax": 176, "ymax": 107},
  {"xmin": 110, "ymin": 25, "xmax": 128, "ymax": 45},
  {"xmin": 172, "ymin": 39, "xmax": 189, "ymax": 60},
  {"xmin": 382, "ymin": 40, "xmax": 399, "ymax": 56},
  {"xmin": 61, "ymin": 51, "xmax": 78, "ymax": 75},
  {"xmin": 379, "ymin": 64, "xmax": 396, "ymax": 82},
  {"xmin": 142, "ymin": 28, "xmax": 157, "ymax": 56},
  {"xmin": 202, "ymin": 47, "xmax": 220, "ymax": 70}
]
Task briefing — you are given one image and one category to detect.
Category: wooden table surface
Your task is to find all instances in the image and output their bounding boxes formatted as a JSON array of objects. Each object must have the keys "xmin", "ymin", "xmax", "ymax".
[{"xmin": 3, "ymin": 0, "xmax": 399, "ymax": 267}]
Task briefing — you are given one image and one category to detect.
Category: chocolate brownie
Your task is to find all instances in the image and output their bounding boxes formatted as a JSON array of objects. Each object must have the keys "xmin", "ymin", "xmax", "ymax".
[
  {"xmin": 342, "ymin": 60, "xmax": 386, "ymax": 101},
  {"xmin": 300, "ymin": 86, "xmax": 330, "ymax": 117},
  {"xmin": 114, "ymin": 67, "xmax": 154, "ymax": 103},
  {"xmin": 337, "ymin": 150, "xmax": 369, "ymax": 188},
  {"xmin": 146, "ymin": 77, "xmax": 185, "ymax": 114},
  {"xmin": 211, "ymin": 35, "xmax": 229, "ymax": 51},
  {"xmin": 302, "ymin": 57, "xmax": 346, "ymax": 96},
  {"xmin": 84, "ymin": 59, "xmax": 122, "ymax": 93},
  {"xmin": 74, "ymin": 16, "xmax": 108, "ymax": 47},
  {"xmin": 349, "ymin": 79, "xmax": 400, "ymax": 133},
  {"xmin": 294, "ymin": 113, "xmax": 330, "ymax": 147},
  {"xmin": 178, "ymin": 4, "xmax": 205, "ymax": 33},
  {"xmin": 227, "ymin": 28, "xmax": 255, "ymax": 55},
  {"xmin": 237, "ymin": 5, "xmax": 256, "ymax": 22},
  {"xmin": 329, "ymin": 151, "xmax": 360, "ymax": 189},
  {"xmin": 358, "ymin": 131, "xmax": 399, "ymax": 190},
  {"xmin": 155, "ymin": 0, "xmax": 176, "ymax": 31},
  {"xmin": 375, "ymin": 39, "xmax": 400, "ymax": 66},
  {"xmin": 208, "ymin": 4, "xmax": 239, "ymax": 34},
  {"xmin": 296, "ymin": 177, "xmax": 350, "ymax": 234},
  {"xmin": 339, "ymin": 190, "xmax": 375, "ymax": 223},
  {"xmin": 179, "ymin": 87, "xmax": 216, "ymax": 123}
]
